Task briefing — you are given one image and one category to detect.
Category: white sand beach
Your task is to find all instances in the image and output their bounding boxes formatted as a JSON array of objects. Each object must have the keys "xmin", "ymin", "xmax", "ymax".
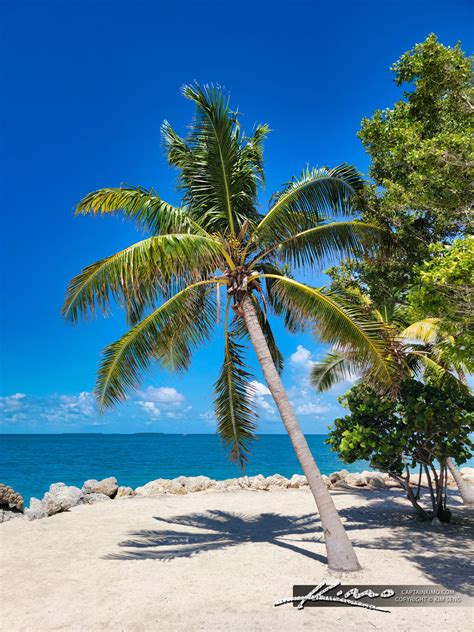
[{"xmin": 1, "ymin": 487, "xmax": 472, "ymax": 632}]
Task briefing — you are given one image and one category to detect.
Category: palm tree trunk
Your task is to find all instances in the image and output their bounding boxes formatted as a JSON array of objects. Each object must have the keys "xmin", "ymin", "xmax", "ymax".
[
  {"xmin": 241, "ymin": 296, "xmax": 361, "ymax": 571},
  {"xmin": 447, "ymin": 457, "xmax": 474, "ymax": 505}
]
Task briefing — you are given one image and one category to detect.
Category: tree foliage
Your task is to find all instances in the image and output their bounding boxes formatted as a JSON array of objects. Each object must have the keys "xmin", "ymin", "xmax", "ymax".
[
  {"xmin": 329, "ymin": 34, "xmax": 473, "ymax": 306},
  {"xmin": 407, "ymin": 237, "xmax": 474, "ymax": 366},
  {"xmin": 328, "ymin": 380, "xmax": 474, "ymax": 520},
  {"xmin": 64, "ymin": 83, "xmax": 389, "ymax": 466}
]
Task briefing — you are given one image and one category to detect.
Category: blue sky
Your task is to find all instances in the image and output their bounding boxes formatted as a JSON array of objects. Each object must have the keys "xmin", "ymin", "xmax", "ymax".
[{"xmin": 1, "ymin": 0, "xmax": 472, "ymax": 434}]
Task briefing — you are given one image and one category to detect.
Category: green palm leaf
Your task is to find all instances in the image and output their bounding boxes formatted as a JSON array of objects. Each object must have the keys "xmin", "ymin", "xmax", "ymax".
[
  {"xmin": 253, "ymin": 221, "xmax": 383, "ymax": 269},
  {"xmin": 311, "ymin": 352, "xmax": 360, "ymax": 391},
  {"xmin": 250, "ymin": 164, "xmax": 364, "ymax": 246},
  {"xmin": 62, "ymin": 234, "xmax": 226, "ymax": 324},
  {"xmin": 214, "ymin": 317, "xmax": 258, "ymax": 467},
  {"xmin": 75, "ymin": 186, "xmax": 203, "ymax": 235},
  {"xmin": 175, "ymin": 83, "xmax": 263, "ymax": 234},
  {"xmin": 95, "ymin": 280, "xmax": 219, "ymax": 410},
  {"xmin": 256, "ymin": 274, "xmax": 395, "ymax": 391}
]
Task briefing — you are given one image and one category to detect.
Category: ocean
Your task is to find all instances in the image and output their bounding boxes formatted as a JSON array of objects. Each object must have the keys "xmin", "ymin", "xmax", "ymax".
[{"xmin": 0, "ymin": 433, "xmax": 375, "ymax": 503}]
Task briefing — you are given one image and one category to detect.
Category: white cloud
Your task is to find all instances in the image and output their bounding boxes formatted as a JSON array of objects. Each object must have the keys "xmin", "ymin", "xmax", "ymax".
[
  {"xmin": 135, "ymin": 386, "xmax": 189, "ymax": 421},
  {"xmin": 200, "ymin": 410, "xmax": 216, "ymax": 425},
  {"xmin": 287, "ymin": 386, "xmax": 333, "ymax": 418},
  {"xmin": 0, "ymin": 393, "xmax": 27, "ymax": 414},
  {"xmin": 137, "ymin": 386, "xmax": 185, "ymax": 404},
  {"xmin": 0, "ymin": 391, "xmax": 106, "ymax": 426},
  {"xmin": 247, "ymin": 380, "xmax": 276, "ymax": 417},
  {"xmin": 296, "ymin": 401, "xmax": 331, "ymax": 415},
  {"xmin": 137, "ymin": 401, "xmax": 161, "ymax": 419},
  {"xmin": 290, "ymin": 345, "xmax": 315, "ymax": 369},
  {"xmin": 248, "ymin": 380, "xmax": 271, "ymax": 397}
]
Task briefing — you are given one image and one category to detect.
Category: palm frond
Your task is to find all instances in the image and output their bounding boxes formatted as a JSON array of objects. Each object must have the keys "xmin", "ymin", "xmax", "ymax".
[
  {"xmin": 311, "ymin": 352, "xmax": 360, "ymax": 392},
  {"xmin": 214, "ymin": 309, "xmax": 258, "ymax": 467},
  {"xmin": 62, "ymin": 234, "xmax": 226, "ymax": 324},
  {"xmin": 95, "ymin": 280, "xmax": 219, "ymax": 410},
  {"xmin": 256, "ymin": 274, "xmax": 396, "ymax": 392},
  {"xmin": 399, "ymin": 318, "xmax": 443, "ymax": 344},
  {"xmin": 174, "ymin": 83, "xmax": 262, "ymax": 234},
  {"xmin": 253, "ymin": 221, "xmax": 383, "ymax": 269},
  {"xmin": 250, "ymin": 164, "xmax": 364, "ymax": 246},
  {"xmin": 75, "ymin": 186, "xmax": 198, "ymax": 235}
]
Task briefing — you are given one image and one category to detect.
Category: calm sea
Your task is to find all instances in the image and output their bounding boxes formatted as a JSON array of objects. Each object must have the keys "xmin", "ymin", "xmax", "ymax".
[
  {"xmin": 0, "ymin": 433, "xmax": 374, "ymax": 503},
  {"xmin": 2, "ymin": 433, "xmax": 472, "ymax": 503}
]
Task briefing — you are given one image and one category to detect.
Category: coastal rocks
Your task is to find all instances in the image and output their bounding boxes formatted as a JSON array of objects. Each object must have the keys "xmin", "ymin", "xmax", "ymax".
[
  {"xmin": 182, "ymin": 476, "xmax": 213, "ymax": 493},
  {"xmin": 344, "ymin": 473, "xmax": 367, "ymax": 487},
  {"xmin": 82, "ymin": 477, "xmax": 118, "ymax": 498},
  {"xmin": 265, "ymin": 474, "xmax": 289, "ymax": 488},
  {"xmin": 135, "ymin": 478, "xmax": 187, "ymax": 496},
  {"xmin": 25, "ymin": 498, "xmax": 48, "ymax": 521},
  {"xmin": 288, "ymin": 474, "xmax": 308, "ymax": 488},
  {"xmin": 0, "ymin": 483, "xmax": 24, "ymax": 513},
  {"xmin": 0, "ymin": 509, "xmax": 26, "ymax": 523},
  {"xmin": 366, "ymin": 474, "xmax": 386, "ymax": 490},
  {"xmin": 116, "ymin": 486, "xmax": 135, "ymax": 498},
  {"xmin": 82, "ymin": 493, "xmax": 112, "ymax": 504},
  {"xmin": 42, "ymin": 483, "xmax": 83, "ymax": 516}
]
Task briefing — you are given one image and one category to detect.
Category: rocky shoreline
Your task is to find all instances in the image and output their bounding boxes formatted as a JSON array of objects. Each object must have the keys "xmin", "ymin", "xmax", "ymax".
[{"xmin": 1, "ymin": 467, "xmax": 473, "ymax": 524}]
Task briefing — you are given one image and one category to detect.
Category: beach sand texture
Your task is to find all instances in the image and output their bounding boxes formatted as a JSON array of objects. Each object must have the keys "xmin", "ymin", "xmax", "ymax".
[{"xmin": 1, "ymin": 487, "xmax": 472, "ymax": 631}]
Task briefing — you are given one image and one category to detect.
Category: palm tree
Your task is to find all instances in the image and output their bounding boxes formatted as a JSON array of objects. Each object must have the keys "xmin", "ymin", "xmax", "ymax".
[
  {"xmin": 312, "ymin": 304, "xmax": 474, "ymax": 504},
  {"xmin": 63, "ymin": 84, "xmax": 390, "ymax": 571}
]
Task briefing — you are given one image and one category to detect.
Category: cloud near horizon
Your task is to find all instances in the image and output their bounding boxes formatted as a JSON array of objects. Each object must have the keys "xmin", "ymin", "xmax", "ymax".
[
  {"xmin": 0, "ymin": 344, "xmax": 349, "ymax": 432},
  {"xmin": 0, "ymin": 386, "xmax": 191, "ymax": 430}
]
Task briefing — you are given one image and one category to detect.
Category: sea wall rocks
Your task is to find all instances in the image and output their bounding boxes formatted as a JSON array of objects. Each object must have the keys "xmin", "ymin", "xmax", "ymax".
[
  {"xmin": 42, "ymin": 483, "xmax": 83, "ymax": 516},
  {"xmin": 4, "ymin": 466, "xmax": 472, "ymax": 526},
  {"xmin": 82, "ymin": 477, "xmax": 118, "ymax": 498},
  {"xmin": 0, "ymin": 483, "xmax": 25, "ymax": 523}
]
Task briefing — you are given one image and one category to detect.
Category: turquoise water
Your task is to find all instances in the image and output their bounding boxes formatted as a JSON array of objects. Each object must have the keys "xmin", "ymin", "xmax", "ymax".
[
  {"xmin": 3, "ymin": 433, "xmax": 472, "ymax": 504},
  {"xmin": 0, "ymin": 433, "xmax": 373, "ymax": 503}
]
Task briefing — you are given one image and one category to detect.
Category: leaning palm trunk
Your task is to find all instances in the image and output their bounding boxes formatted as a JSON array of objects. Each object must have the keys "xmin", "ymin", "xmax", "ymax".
[
  {"xmin": 242, "ymin": 296, "xmax": 361, "ymax": 571},
  {"xmin": 447, "ymin": 457, "xmax": 474, "ymax": 505}
]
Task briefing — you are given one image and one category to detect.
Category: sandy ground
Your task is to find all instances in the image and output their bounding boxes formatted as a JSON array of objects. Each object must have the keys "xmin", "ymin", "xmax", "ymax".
[{"xmin": 0, "ymin": 487, "xmax": 472, "ymax": 632}]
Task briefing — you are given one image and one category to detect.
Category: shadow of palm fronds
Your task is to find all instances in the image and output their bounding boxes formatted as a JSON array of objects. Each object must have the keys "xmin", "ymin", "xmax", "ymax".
[{"xmin": 104, "ymin": 510, "xmax": 325, "ymax": 563}]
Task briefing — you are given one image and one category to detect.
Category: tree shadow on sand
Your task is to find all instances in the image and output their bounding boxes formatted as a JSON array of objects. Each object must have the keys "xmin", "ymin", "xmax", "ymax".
[
  {"xmin": 104, "ymin": 510, "xmax": 326, "ymax": 564},
  {"xmin": 104, "ymin": 492, "xmax": 473, "ymax": 594}
]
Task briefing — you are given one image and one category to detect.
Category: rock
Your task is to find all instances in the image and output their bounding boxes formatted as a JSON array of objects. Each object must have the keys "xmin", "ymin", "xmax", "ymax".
[
  {"xmin": 329, "ymin": 472, "xmax": 342, "ymax": 484},
  {"xmin": 89, "ymin": 491, "xmax": 113, "ymax": 503},
  {"xmin": 42, "ymin": 483, "xmax": 83, "ymax": 516},
  {"xmin": 82, "ymin": 493, "xmax": 112, "ymax": 504},
  {"xmin": 82, "ymin": 477, "xmax": 118, "ymax": 498},
  {"xmin": 24, "ymin": 497, "xmax": 48, "ymax": 521},
  {"xmin": 135, "ymin": 478, "xmax": 187, "ymax": 496},
  {"xmin": 237, "ymin": 476, "xmax": 251, "ymax": 489},
  {"xmin": 116, "ymin": 486, "xmax": 134, "ymax": 498},
  {"xmin": 248, "ymin": 475, "xmax": 270, "ymax": 491},
  {"xmin": 366, "ymin": 474, "xmax": 386, "ymax": 490},
  {"xmin": 266, "ymin": 474, "xmax": 290, "ymax": 488},
  {"xmin": 345, "ymin": 473, "xmax": 367, "ymax": 487},
  {"xmin": 0, "ymin": 509, "xmax": 26, "ymax": 523},
  {"xmin": 219, "ymin": 478, "xmax": 241, "ymax": 490},
  {"xmin": 182, "ymin": 476, "xmax": 212, "ymax": 493},
  {"xmin": 288, "ymin": 474, "xmax": 307, "ymax": 488},
  {"xmin": 0, "ymin": 483, "xmax": 24, "ymax": 512}
]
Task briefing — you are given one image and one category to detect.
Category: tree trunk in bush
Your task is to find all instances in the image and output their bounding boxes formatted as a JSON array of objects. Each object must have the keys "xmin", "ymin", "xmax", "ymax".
[{"xmin": 447, "ymin": 457, "xmax": 474, "ymax": 505}]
